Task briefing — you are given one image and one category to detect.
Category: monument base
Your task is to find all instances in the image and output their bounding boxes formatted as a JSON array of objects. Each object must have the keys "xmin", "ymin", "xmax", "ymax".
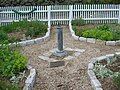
[{"xmin": 53, "ymin": 50, "xmax": 67, "ymax": 57}]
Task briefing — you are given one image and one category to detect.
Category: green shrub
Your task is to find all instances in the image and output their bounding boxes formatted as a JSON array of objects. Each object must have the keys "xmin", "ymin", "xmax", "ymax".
[
  {"xmin": 82, "ymin": 29, "xmax": 113, "ymax": 41},
  {"xmin": 0, "ymin": 30, "xmax": 8, "ymax": 42},
  {"xmin": 97, "ymin": 24, "xmax": 110, "ymax": 31},
  {"xmin": 0, "ymin": 45, "xmax": 27, "ymax": 77},
  {"xmin": 99, "ymin": 30, "xmax": 113, "ymax": 41},
  {"xmin": 25, "ymin": 21, "xmax": 47, "ymax": 38},
  {"xmin": 108, "ymin": 24, "xmax": 120, "ymax": 40},
  {"xmin": 71, "ymin": 18, "xmax": 85, "ymax": 26},
  {"xmin": 82, "ymin": 29, "xmax": 97, "ymax": 38}
]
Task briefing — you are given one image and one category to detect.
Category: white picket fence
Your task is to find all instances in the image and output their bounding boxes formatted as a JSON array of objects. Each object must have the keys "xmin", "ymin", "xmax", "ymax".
[{"xmin": 0, "ymin": 4, "xmax": 120, "ymax": 27}]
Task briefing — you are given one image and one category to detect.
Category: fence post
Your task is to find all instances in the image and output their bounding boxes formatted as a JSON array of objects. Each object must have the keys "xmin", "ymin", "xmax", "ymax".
[
  {"xmin": 69, "ymin": 5, "xmax": 73, "ymax": 25},
  {"xmin": 118, "ymin": 4, "xmax": 120, "ymax": 23},
  {"xmin": 47, "ymin": 6, "xmax": 51, "ymax": 28}
]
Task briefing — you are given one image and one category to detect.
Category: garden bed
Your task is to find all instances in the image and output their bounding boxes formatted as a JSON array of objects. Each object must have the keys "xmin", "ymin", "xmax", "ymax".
[
  {"xmin": 70, "ymin": 18, "xmax": 120, "ymax": 46},
  {"xmin": 96, "ymin": 59, "xmax": 120, "ymax": 90},
  {"xmin": 0, "ymin": 20, "xmax": 48, "ymax": 44},
  {"xmin": 0, "ymin": 68, "xmax": 29, "ymax": 90},
  {"xmin": 88, "ymin": 52, "xmax": 120, "ymax": 90},
  {"xmin": 0, "ymin": 44, "xmax": 36, "ymax": 90}
]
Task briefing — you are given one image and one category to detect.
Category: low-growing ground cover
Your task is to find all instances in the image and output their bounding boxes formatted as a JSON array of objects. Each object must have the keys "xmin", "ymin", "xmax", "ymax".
[
  {"xmin": 0, "ymin": 20, "xmax": 48, "ymax": 44},
  {"xmin": 93, "ymin": 57, "xmax": 120, "ymax": 90},
  {"xmin": 72, "ymin": 19, "xmax": 120, "ymax": 41},
  {"xmin": 0, "ymin": 43, "xmax": 28, "ymax": 90}
]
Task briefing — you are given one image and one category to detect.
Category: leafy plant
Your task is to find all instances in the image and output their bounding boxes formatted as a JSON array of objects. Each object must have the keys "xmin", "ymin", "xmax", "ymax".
[
  {"xmin": 25, "ymin": 21, "xmax": 47, "ymax": 38},
  {"xmin": 0, "ymin": 44, "xmax": 27, "ymax": 77},
  {"xmin": 112, "ymin": 72, "xmax": 120, "ymax": 89},
  {"xmin": 82, "ymin": 29, "xmax": 113, "ymax": 41},
  {"xmin": 93, "ymin": 61, "xmax": 120, "ymax": 89},
  {"xmin": 0, "ymin": 30, "xmax": 8, "ymax": 43},
  {"xmin": 93, "ymin": 63, "xmax": 113, "ymax": 79},
  {"xmin": 97, "ymin": 24, "xmax": 110, "ymax": 31},
  {"xmin": 71, "ymin": 18, "xmax": 85, "ymax": 26}
]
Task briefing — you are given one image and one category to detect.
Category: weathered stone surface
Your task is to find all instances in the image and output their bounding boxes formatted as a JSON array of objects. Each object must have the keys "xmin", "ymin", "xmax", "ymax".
[
  {"xmin": 44, "ymin": 36, "xmax": 50, "ymax": 41},
  {"xmin": 74, "ymin": 49, "xmax": 85, "ymax": 52},
  {"xmin": 90, "ymin": 58, "xmax": 97, "ymax": 64},
  {"xmin": 64, "ymin": 56, "xmax": 75, "ymax": 60},
  {"xmin": 106, "ymin": 54, "xmax": 115, "ymax": 60},
  {"xmin": 87, "ymin": 38, "xmax": 96, "ymax": 43},
  {"xmin": 18, "ymin": 41, "xmax": 27, "ymax": 46},
  {"xmin": 87, "ymin": 70, "xmax": 97, "ymax": 80},
  {"xmin": 115, "ymin": 52, "xmax": 120, "ymax": 56},
  {"xmin": 72, "ymin": 34, "xmax": 79, "ymax": 40},
  {"xmin": 115, "ymin": 52, "xmax": 120, "ymax": 59},
  {"xmin": 79, "ymin": 37, "xmax": 87, "ymax": 42},
  {"xmin": 65, "ymin": 47, "xmax": 74, "ymax": 51},
  {"xmin": 74, "ymin": 52, "xmax": 81, "ymax": 56},
  {"xmin": 96, "ymin": 88, "xmax": 103, "ymax": 90},
  {"xmin": 49, "ymin": 48, "xmax": 56, "ymax": 53},
  {"xmin": 96, "ymin": 56, "xmax": 107, "ymax": 61},
  {"xmin": 88, "ymin": 63, "xmax": 94, "ymax": 70},
  {"xmin": 38, "ymin": 56, "xmax": 49, "ymax": 61},
  {"xmin": 24, "ymin": 68, "xmax": 36, "ymax": 90},
  {"xmin": 106, "ymin": 41, "xmax": 116, "ymax": 46},
  {"xmin": 26, "ymin": 40, "xmax": 35, "ymax": 45},
  {"xmin": 71, "ymin": 31, "xmax": 75, "ymax": 35},
  {"xmin": 43, "ymin": 52, "xmax": 52, "ymax": 57},
  {"xmin": 115, "ymin": 40, "xmax": 120, "ymax": 45},
  {"xmin": 34, "ymin": 38, "xmax": 43, "ymax": 44},
  {"xmin": 91, "ymin": 79, "xmax": 101, "ymax": 89},
  {"xmin": 50, "ymin": 60, "xmax": 65, "ymax": 68}
]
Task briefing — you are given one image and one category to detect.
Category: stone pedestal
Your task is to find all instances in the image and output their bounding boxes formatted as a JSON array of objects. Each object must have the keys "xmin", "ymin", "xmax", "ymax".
[{"xmin": 53, "ymin": 25, "xmax": 67, "ymax": 57}]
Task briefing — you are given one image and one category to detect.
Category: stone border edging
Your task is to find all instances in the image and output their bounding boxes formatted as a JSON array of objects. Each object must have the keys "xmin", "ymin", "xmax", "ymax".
[
  {"xmin": 87, "ymin": 52, "xmax": 120, "ymax": 90},
  {"xmin": 23, "ymin": 65, "xmax": 36, "ymax": 90},
  {"xmin": 69, "ymin": 23, "xmax": 120, "ymax": 46},
  {"xmin": 8, "ymin": 27, "xmax": 51, "ymax": 47}
]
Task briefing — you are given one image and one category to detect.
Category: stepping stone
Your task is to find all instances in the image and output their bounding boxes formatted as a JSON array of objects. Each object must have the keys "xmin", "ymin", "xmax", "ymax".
[
  {"xmin": 64, "ymin": 56, "xmax": 75, "ymax": 60},
  {"xmin": 49, "ymin": 48, "xmax": 56, "ymax": 53},
  {"xmin": 43, "ymin": 52, "xmax": 52, "ymax": 56},
  {"xmin": 87, "ymin": 38, "xmax": 96, "ymax": 43},
  {"xmin": 74, "ymin": 52, "xmax": 81, "ymax": 57},
  {"xmin": 38, "ymin": 56, "xmax": 49, "ymax": 61},
  {"xmin": 73, "ymin": 49, "xmax": 85, "ymax": 52},
  {"xmin": 49, "ymin": 60, "xmax": 65, "ymax": 68},
  {"xmin": 65, "ymin": 47, "xmax": 73, "ymax": 51}
]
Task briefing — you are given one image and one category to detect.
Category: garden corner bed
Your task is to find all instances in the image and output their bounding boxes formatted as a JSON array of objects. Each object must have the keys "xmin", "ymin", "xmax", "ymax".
[
  {"xmin": 70, "ymin": 18, "xmax": 120, "ymax": 46},
  {"xmin": 88, "ymin": 52, "xmax": 120, "ymax": 90},
  {"xmin": 0, "ymin": 20, "xmax": 50, "ymax": 46},
  {"xmin": 0, "ymin": 43, "xmax": 36, "ymax": 90}
]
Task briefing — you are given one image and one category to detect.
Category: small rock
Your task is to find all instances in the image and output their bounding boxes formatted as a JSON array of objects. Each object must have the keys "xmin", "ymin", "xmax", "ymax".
[
  {"xmin": 106, "ymin": 41, "xmax": 116, "ymax": 46},
  {"xmin": 87, "ymin": 38, "xmax": 96, "ymax": 43},
  {"xmin": 50, "ymin": 60, "xmax": 65, "ymax": 68},
  {"xmin": 79, "ymin": 37, "xmax": 87, "ymax": 42}
]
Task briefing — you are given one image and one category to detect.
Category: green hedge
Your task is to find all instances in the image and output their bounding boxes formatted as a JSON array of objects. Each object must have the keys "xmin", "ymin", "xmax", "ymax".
[{"xmin": 0, "ymin": 0, "xmax": 120, "ymax": 6}]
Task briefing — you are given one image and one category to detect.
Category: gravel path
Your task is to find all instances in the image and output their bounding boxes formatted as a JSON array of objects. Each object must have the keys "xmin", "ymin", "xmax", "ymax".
[{"xmin": 22, "ymin": 26, "xmax": 120, "ymax": 90}]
